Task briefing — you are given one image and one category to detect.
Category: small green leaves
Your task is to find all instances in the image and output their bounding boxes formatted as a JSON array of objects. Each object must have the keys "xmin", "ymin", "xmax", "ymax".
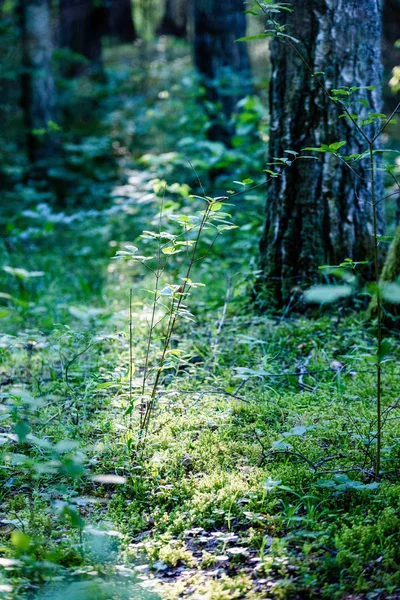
[
  {"xmin": 331, "ymin": 88, "xmax": 350, "ymax": 96},
  {"xmin": 161, "ymin": 247, "xmax": 178, "ymax": 255},
  {"xmin": 319, "ymin": 257, "xmax": 368, "ymax": 270},
  {"xmin": 181, "ymin": 278, "xmax": 205, "ymax": 288},
  {"xmin": 115, "ymin": 245, "xmax": 152, "ymax": 261},
  {"xmin": 235, "ymin": 34, "xmax": 269, "ymax": 42},
  {"xmin": 264, "ymin": 477, "xmax": 282, "ymax": 493},
  {"xmin": 318, "ymin": 474, "xmax": 379, "ymax": 493},
  {"xmin": 360, "ymin": 113, "xmax": 386, "ymax": 126},
  {"xmin": 160, "ymin": 284, "xmax": 179, "ymax": 296},
  {"xmin": 282, "ymin": 426, "xmax": 309, "ymax": 437},
  {"xmin": 31, "ymin": 121, "xmax": 62, "ymax": 136},
  {"xmin": 302, "ymin": 141, "xmax": 346, "ymax": 153},
  {"xmin": 161, "ymin": 241, "xmax": 193, "ymax": 255},
  {"xmin": 331, "ymin": 85, "xmax": 377, "ymax": 101}
]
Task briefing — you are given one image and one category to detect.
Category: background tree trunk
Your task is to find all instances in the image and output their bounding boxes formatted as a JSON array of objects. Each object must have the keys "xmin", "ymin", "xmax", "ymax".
[
  {"xmin": 20, "ymin": 0, "xmax": 56, "ymax": 164},
  {"xmin": 259, "ymin": 0, "xmax": 384, "ymax": 307},
  {"xmin": 59, "ymin": 0, "xmax": 107, "ymax": 76},
  {"xmin": 108, "ymin": 0, "xmax": 137, "ymax": 43},
  {"xmin": 157, "ymin": 0, "xmax": 187, "ymax": 38},
  {"xmin": 193, "ymin": 0, "xmax": 252, "ymax": 143}
]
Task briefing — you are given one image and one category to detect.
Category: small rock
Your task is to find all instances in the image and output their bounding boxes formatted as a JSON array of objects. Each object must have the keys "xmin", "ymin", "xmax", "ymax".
[{"xmin": 182, "ymin": 454, "xmax": 193, "ymax": 467}]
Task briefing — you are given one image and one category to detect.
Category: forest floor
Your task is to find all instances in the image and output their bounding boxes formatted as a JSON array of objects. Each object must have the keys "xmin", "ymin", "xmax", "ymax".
[{"xmin": 1, "ymin": 41, "xmax": 400, "ymax": 600}]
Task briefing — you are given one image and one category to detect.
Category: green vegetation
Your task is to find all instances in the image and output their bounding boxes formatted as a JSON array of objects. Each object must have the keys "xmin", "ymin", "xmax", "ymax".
[{"xmin": 1, "ymin": 8, "xmax": 400, "ymax": 600}]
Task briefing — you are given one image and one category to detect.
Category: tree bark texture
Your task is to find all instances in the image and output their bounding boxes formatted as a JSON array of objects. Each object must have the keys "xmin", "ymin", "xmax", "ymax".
[
  {"xmin": 157, "ymin": 0, "xmax": 187, "ymax": 38},
  {"xmin": 59, "ymin": 0, "xmax": 107, "ymax": 75},
  {"xmin": 194, "ymin": 0, "xmax": 251, "ymax": 141},
  {"xmin": 108, "ymin": 0, "xmax": 137, "ymax": 43},
  {"xmin": 259, "ymin": 0, "xmax": 385, "ymax": 307},
  {"xmin": 20, "ymin": 0, "xmax": 56, "ymax": 163}
]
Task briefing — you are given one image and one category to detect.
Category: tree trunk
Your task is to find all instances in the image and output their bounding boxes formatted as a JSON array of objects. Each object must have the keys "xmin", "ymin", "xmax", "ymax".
[
  {"xmin": 59, "ymin": 0, "xmax": 107, "ymax": 76},
  {"xmin": 193, "ymin": 0, "xmax": 252, "ymax": 143},
  {"xmin": 259, "ymin": 0, "xmax": 385, "ymax": 307},
  {"xmin": 20, "ymin": 0, "xmax": 56, "ymax": 164},
  {"xmin": 108, "ymin": 0, "xmax": 137, "ymax": 43},
  {"xmin": 157, "ymin": 0, "xmax": 187, "ymax": 38}
]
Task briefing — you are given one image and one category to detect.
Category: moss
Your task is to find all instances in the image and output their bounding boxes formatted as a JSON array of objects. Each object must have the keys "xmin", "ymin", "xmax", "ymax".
[{"xmin": 334, "ymin": 507, "xmax": 400, "ymax": 590}]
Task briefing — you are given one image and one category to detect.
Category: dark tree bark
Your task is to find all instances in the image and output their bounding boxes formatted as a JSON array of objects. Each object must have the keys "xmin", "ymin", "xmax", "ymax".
[
  {"xmin": 259, "ymin": 0, "xmax": 385, "ymax": 307},
  {"xmin": 382, "ymin": 0, "xmax": 400, "ymax": 111},
  {"xmin": 108, "ymin": 0, "xmax": 137, "ymax": 43},
  {"xmin": 20, "ymin": 0, "xmax": 56, "ymax": 163},
  {"xmin": 194, "ymin": 0, "xmax": 252, "ymax": 143},
  {"xmin": 59, "ymin": 0, "xmax": 108, "ymax": 76},
  {"xmin": 157, "ymin": 0, "xmax": 187, "ymax": 38}
]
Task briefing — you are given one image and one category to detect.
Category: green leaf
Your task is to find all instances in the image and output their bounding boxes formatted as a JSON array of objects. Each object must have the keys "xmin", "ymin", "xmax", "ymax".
[
  {"xmin": 271, "ymin": 440, "xmax": 293, "ymax": 450},
  {"xmin": 282, "ymin": 426, "xmax": 308, "ymax": 437},
  {"xmin": 235, "ymin": 34, "xmax": 269, "ymax": 42},
  {"xmin": 15, "ymin": 420, "xmax": 30, "ymax": 442},
  {"xmin": 328, "ymin": 141, "xmax": 346, "ymax": 151},
  {"xmin": 31, "ymin": 128, "xmax": 47, "ymax": 136},
  {"xmin": 264, "ymin": 477, "xmax": 282, "ymax": 492},
  {"xmin": 60, "ymin": 504, "xmax": 84, "ymax": 529},
  {"xmin": 302, "ymin": 146, "xmax": 326, "ymax": 153},
  {"xmin": 378, "ymin": 339, "xmax": 391, "ymax": 363},
  {"xmin": 304, "ymin": 284, "xmax": 353, "ymax": 304},
  {"xmin": 3, "ymin": 266, "xmax": 44, "ymax": 279},
  {"xmin": 331, "ymin": 88, "xmax": 350, "ymax": 96},
  {"xmin": 11, "ymin": 531, "xmax": 31, "ymax": 552},
  {"xmin": 381, "ymin": 282, "xmax": 400, "ymax": 304},
  {"xmin": 47, "ymin": 120, "xmax": 62, "ymax": 132},
  {"xmin": 161, "ymin": 246, "xmax": 181, "ymax": 255}
]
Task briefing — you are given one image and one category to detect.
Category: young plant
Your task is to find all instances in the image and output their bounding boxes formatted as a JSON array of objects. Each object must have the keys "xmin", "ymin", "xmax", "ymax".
[{"xmin": 115, "ymin": 182, "xmax": 237, "ymax": 453}]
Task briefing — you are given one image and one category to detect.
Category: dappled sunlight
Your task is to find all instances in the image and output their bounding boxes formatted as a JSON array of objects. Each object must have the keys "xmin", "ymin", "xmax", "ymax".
[{"xmin": 1, "ymin": 1, "xmax": 400, "ymax": 599}]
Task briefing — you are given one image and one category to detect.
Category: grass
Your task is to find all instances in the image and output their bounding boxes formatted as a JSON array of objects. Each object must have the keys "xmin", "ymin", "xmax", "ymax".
[{"xmin": 1, "ymin": 40, "xmax": 400, "ymax": 600}]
